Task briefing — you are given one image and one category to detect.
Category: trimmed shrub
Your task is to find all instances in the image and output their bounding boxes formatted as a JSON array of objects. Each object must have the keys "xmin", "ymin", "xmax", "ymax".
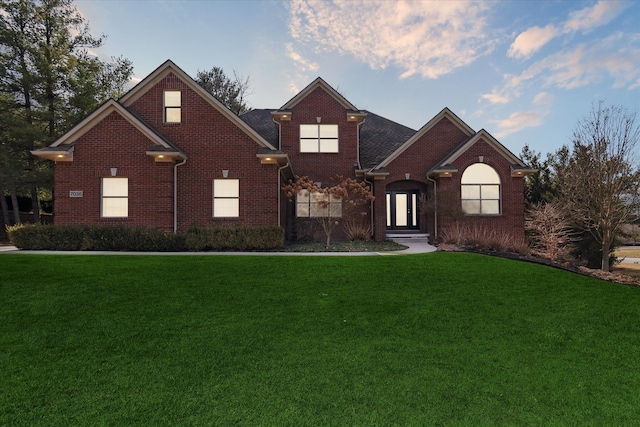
[
  {"xmin": 9, "ymin": 224, "xmax": 184, "ymax": 252},
  {"xmin": 7, "ymin": 224, "xmax": 85, "ymax": 250},
  {"xmin": 184, "ymin": 225, "xmax": 284, "ymax": 251},
  {"xmin": 8, "ymin": 224, "xmax": 285, "ymax": 252},
  {"xmin": 81, "ymin": 226, "xmax": 185, "ymax": 252}
]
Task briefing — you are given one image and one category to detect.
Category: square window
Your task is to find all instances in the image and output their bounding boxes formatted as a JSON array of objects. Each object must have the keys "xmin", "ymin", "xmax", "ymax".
[
  {"xmin": 299, "ymin": 124, "xmax": 338, "ymax": 153},
  {"xmin": 296, "ymin": 190, "xmax": 342, "ymax": 218}
]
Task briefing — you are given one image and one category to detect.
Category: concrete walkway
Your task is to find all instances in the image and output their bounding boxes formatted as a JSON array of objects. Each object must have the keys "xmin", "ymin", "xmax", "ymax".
[{"xmin": 0, "ymin": 239, "xmax": 438, "ymax": 256}]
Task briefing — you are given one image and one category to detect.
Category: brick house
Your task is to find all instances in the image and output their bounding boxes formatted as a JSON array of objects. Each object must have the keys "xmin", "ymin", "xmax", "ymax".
[{"xmin": 33, "ymin": 60, "xmax": 535, "ymax": 242}]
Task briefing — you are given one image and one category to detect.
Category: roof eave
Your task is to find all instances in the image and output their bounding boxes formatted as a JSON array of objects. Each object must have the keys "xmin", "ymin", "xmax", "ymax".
[{"xmin": 31, "ymin": 145, "xmax": 74, "ymax": 162}]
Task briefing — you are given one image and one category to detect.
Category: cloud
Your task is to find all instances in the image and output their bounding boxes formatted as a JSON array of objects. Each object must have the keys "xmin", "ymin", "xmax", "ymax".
[
  {"xmin": 493, "ymin": 110, "xmax": 547, "ymax": 138},
  {"xmin": 285, "ymin": 43, "xmax": 319, "ymax": 73},
  {"xmin": 484, "ymin": 32, "xmax": 640, "ymax": 104},
  {"xmin": 288, "ymin": 0, "xmax": 496, "ymax": 79},
  {"xmin": 481, "ymin": 91, "xmax": 509, "ymax": 104},
  {"xmin": 507, "ymin": 1, "xmax": 628, "ymax": 60},
  {"xmin": 507, "ymin": 24, "xmax": 557, "ymax": 59},
  {"xmin": 532, "ymin": 92, "xmax": 554, "ymax": 106},
  {"xmin": 562, "ymin": 0, "xmax": 628, "ymax": 34}
]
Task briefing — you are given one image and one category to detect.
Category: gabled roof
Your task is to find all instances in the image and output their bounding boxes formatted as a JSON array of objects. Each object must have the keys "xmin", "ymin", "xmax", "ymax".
[
  {"xmin": 427, "ymin": 129, "xmax": 535, "ymax": 177},
  {"xmin": 376, "ymin": 108, "xmax": 474, "ymax": 169},
  {"xmin": 280, "ymin": 77, "xmax": 359, "ymax": 111},
  {"xmin": 31, "ymin": 99, "xmax": 186, "ymax": 161},
  {"xmin": 437, "ymin": 129, "xmax": 527, "ymax": 167},
  {"xmin": 119, "ymin": 60, "xmax": 278, "ymax": 151}
]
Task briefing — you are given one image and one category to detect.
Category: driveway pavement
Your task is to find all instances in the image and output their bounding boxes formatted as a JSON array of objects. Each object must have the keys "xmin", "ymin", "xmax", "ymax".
[{"xmin": 0, "ymin": 239, "xmax": 438, "ymax": 256}]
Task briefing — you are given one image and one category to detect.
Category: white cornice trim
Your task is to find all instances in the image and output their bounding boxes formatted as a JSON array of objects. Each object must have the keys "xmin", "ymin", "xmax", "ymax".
[
  {"xmin": 49, "ymin": 100, "xmax": 176, "ymax": 151},
  {"xmin": 281, "ymin": 77, "xmax": 358, "ymax": 111},
  {"xmin": 376, "ymin": 108, "xmax": 475, "ymax": 168},
  {"xmin": 439, "ymin": 129, "xmax": 527, "ymax": 167}
]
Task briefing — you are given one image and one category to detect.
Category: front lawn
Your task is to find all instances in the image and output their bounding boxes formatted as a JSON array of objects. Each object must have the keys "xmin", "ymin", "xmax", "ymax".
[{"xmin": 2, "ymin": 253, "xmax": 640, "ymax": 425}]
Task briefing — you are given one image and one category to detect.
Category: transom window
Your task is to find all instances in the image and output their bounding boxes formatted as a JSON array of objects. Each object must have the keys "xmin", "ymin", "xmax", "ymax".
[
  {"xmin": 300, "ymin": 124, "xmax": 338, "ymax": 153},
  {"xmin": 461, "ymin": 163, "xmax": 501, "ymax": 215},
  {"xmin": 296, "ymin": 190, "xmax": 342, "ymax": 217},
  {"xmin": 102, "ymin": 177, "xmax": 128, "ymax": 217},
  {"xmin": 213, "ymin": 179, "xmax": 239, "ymax": 218},
  {"xmin": 164, "ymin": 90, "xmax": 181, "ymax": 123}
]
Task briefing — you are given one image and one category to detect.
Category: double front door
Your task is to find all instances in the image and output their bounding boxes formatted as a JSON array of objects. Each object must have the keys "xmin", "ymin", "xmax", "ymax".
[{"xmin": 386, "ymin": 190, "xmax": 419, "ymax": 230}]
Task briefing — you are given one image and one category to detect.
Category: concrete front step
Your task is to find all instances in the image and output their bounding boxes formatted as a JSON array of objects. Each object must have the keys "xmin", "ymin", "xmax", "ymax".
[{"xmin": 387, "ymin": 233, "xmax": 429, "ymax": 240}]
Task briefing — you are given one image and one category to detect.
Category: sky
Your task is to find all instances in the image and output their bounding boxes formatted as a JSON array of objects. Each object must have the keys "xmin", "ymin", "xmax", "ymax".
[{"xmin": 75, "ymin": 0, "xmax": 640, "ymax": 157}]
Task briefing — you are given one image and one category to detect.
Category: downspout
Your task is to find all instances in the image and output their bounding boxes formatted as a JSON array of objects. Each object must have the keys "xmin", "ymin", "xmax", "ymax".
[
  {"xmin": 356, "ymin": 118, "xmax": 365, "ymax": 170},
  {"xmin": 277, "ymin": 161, "xmax": 290, "ymax": 226},
  {"xmin": 173, "ymin": 158, "xmax": 187, "ymax": 233},
  {"xmin": 273, "ymin": 116, "xmax": 284, "ymax": 226},
  {"xmin": 427, "ymin": 176, "xmax": 437, "ymax": 240},
  {"xmin": 363, "ymin": 174, "xmax": 375, "ymax": 239}
]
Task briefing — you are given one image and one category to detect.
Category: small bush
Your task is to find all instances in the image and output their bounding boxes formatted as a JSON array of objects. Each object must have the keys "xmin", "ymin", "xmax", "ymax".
[{"xmin": 342, "ymin": 218, "xmax": 371, "ymax": 241}]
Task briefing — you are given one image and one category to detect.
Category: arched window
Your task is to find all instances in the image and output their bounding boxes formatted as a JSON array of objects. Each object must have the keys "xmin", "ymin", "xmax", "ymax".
[{"xmin": 461, "ymin": 163, "xmax": 501, "ymax": 215}]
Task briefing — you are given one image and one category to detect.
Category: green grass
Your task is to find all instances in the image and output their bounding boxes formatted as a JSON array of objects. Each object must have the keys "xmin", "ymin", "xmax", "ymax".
[{"xmin": 2, "ymin": 253, "xmax": 640, "ymax": 426}]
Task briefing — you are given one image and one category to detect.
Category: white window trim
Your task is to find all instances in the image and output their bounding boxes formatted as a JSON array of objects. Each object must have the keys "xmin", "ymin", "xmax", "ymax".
[
  {"xmin": 300, "ymin": 124, "xmax": 338, "ymax": 153},
  {"xmin": 461, "ymin": 163, "xmax": 501, "ymax": 215},
  {"xmin": 164, "ymin": 90, "xmax": 181, "ymax": 123},
  {"xmin": 213, "ymin": 179, "xmax": 240, "ymax": 218},
  {"xmin": 101, "ymin": 177, "xmax": 128, "ymax": 218}
]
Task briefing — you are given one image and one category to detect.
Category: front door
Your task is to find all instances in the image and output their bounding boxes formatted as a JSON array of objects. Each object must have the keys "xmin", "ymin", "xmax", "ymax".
[{"xmin": 386, "ymin": 190, "xmax": 419, "ymax": 230}]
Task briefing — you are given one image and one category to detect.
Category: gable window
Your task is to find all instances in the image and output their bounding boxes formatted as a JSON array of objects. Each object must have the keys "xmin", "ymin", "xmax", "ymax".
[
  {"xmin": 296, "ymin": 190, "xmax": 342, "ymax": 217},
  {"xmin": 164, "ymin": 90, "xmax": 181, "ymax": 123},
  {"xmin": 102, "ymin": 177, "xmax": 128, "ymax": 217},
  {"xmin": 213, "ymin": 179, "xmax": 239, "ymax": 217},
  {"xmin": 300, "ymin": 124, "xmax": 338, "ymax": 153},
  {"xmin": 461, "ymin": 163, "xmax": 501, "ymax": 215}
]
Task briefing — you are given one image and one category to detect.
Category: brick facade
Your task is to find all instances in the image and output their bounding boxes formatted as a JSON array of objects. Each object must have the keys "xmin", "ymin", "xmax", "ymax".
[{"xmin": 36, "ymin": 60, "xmax": 532, "ymax": 244}]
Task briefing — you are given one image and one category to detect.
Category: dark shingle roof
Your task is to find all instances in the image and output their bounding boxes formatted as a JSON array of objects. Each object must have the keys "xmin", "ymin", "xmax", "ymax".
[
  {"xmin": 240, "ymin": 109, "xmax": 279, "ymax": 147},
  {"xmin": 359, "ymin": 111, "xmax": 416, "ymax": 169}
]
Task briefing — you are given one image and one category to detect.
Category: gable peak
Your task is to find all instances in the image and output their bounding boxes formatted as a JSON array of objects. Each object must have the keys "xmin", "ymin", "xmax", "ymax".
[{"xmin": 281, "ymin": 77, "xmax": 359, "ymax": 111}]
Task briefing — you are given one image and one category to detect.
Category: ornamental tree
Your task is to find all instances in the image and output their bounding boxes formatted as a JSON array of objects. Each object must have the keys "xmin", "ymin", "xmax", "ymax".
[{"xmin": 282, "ymin": 175, "xmax": 374, "ymax": 247}]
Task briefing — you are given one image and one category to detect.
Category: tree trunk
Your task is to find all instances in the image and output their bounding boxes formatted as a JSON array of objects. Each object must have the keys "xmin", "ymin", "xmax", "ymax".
[
  {"xmin": 0, "ymin": 187, "xmax": 10, "ymax": 226},
  {"xmin": 10, "ymin": 189, "xmax": 21, "ymax": 225},
  {"xmin": 601, "ymin": 241, "xmax": 611, "ymax": 272},
  {"xmin": 31, "ymin": 183, "xmax": 40, "ymax": 223}
]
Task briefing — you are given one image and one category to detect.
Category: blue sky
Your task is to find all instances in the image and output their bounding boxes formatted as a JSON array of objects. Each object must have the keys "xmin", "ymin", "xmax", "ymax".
[{"xmin": 76, "ymin": 0, "xmax": 640, "ymax": 157}]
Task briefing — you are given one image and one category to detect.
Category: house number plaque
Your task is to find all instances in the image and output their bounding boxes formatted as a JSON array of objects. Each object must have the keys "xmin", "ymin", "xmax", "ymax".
[{"xmin": 69, "ymin": 190, "xmax": 83, "ymax": 198}]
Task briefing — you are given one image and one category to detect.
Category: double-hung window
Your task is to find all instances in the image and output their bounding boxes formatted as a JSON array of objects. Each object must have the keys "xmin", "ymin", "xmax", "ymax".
[
  {"xmin": 461, "ymin": 163, "xmax": 501, "ymax": 215},
  {"xmin": 296, "ymin": 190, "xmax": 342, "ymax": 218},
  {"xmin": 300, "ymin": 124, "xmax": 338, "ymax": 153},
  {"xmin": 164, "ymin": 90, "xmax": 181, "ymax": 123},
  {"xmin": 213, "ymin": 179, "xmax": 239, "ymax": 217},
  {"xmin": 102, "ymin": 177, "xmax": 128, "ymax": 217}
]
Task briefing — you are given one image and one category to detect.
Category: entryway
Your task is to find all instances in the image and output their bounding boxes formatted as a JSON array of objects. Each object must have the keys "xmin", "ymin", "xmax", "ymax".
[{"xmin": 386, "ymin": 190, "xmax": 419, "ymax": 230}]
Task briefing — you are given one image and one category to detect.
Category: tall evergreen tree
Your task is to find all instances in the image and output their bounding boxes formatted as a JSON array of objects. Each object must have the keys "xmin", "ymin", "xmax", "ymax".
[{"xmin": 0, "ymin": 0, "xmax": 133, "ymax": 222}]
